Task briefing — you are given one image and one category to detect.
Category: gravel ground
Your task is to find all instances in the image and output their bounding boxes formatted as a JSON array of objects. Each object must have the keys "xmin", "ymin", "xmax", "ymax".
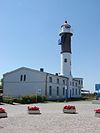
[{"xmin": 0, "ymin": 101, "xmax": 100, "ymax": 133}]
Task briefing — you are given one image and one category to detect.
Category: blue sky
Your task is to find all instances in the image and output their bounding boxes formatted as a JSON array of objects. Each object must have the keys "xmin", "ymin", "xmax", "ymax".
[{"xmin": 0, "ymin": 0, "xmax": 100, "ymax": 92}]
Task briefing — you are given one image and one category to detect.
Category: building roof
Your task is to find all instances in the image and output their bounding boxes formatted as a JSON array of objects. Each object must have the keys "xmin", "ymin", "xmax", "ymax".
[{"xmin": 3, "ymin": 67, "xmax": 68, "ymax": 79}]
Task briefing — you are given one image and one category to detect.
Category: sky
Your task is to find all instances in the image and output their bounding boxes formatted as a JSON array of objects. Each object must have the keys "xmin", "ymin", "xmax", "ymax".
[{"xmin": 0, "ymin": 0, "xmax": 100, "ymax": 92}]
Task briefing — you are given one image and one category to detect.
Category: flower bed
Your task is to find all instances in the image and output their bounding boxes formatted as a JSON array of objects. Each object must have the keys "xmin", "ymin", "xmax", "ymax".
[
  {"xmin": 95, "ymin": 109, "xmax": 100, "ymax": 117},
  {"xmin": 0, "ymin": 107, "xmax": 7, "ymax": 118},
  {"xmin": 63, "ymin": 105, "xmax": 76, "ymax": 114},
  {"xmin": 28, "ymin": 106, "xmax": 41, "ymax": 114}
]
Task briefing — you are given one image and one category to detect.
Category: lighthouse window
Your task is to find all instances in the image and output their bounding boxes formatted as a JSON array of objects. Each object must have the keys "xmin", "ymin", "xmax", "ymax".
[{"xmin": 64, "ymin": 58, "xmax": 67, "ymax": 62}]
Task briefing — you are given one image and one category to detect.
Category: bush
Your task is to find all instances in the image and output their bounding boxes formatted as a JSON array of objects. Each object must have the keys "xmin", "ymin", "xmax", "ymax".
[
  {"xmin": 20, "ymin": 95, "xmax": 47, "ymax": 104},
  {"xmin": 37, "ymin": 95, "xmax": 43, "ymax": 102},
  {"xmin": 20, "ymin": 96, "xmax": 34, "ymax": 104},
  {"xmin": 0, "ymin": 96, "xmax": 3, "ymax": 103},
  {"xmin": 81, "ymin": 93, "xmax": 96, "ymax": 100},
  {"xmin": 42, "ymin": 96, "xmax": 47, "ymax": 102},
  {"xmin": 66, "ymin": 97, "xmax": 83, "ymax": 102},
  {"xmin": 3, "ymin": 96, "xmax": 13, "ymax": 104},
  {"xmin": 30, "ymin": 95, "xmax": 37, "ymax": 103},
  {"xmin": 36, "ymin": 95, "xmax": 47, "ymax": 103},
  {"xmin": 13, "ymin": 97, "xmax": 22, "ymax": 103},
  {"xmin": 3, "ymin": 95, "xmax": 47, "ymax": 104}
]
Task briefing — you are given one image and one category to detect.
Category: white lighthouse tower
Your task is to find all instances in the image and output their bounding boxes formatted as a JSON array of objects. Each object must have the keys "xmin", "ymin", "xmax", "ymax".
[{"xmin": 59, "ymin": 21, "xmax": 73, "ymax": 78}]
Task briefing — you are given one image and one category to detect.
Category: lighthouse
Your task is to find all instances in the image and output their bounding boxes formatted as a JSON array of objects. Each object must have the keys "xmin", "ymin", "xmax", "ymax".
[{"xmin": 59, "ymin": 21, "xmax": 73, "ymax": 78}]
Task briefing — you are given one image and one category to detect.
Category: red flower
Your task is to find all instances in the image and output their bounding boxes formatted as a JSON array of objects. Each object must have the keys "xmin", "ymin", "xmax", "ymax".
[
  {"xmin": 28, "ymin": 106, "xmax": 39, "ymax": 110},
  {"xmin": 95, "ymin": 109, "xmax": 100, "ymax": 113},
  {"xmin": 0, "ymin": 108, "xmax": 6, "ymax": 113},
  {"xmin": 64, "ymin": 105, "xmax": 75, "ymax": 109}
]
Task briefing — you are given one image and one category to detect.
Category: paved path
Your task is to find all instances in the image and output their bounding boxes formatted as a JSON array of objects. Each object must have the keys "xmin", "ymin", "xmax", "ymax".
[{"xmin": 0, "ymin": 101, "xmax": 100, "ymax": 133}]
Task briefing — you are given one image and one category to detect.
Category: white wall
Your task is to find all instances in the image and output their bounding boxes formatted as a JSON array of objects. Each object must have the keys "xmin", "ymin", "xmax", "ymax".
[
  {"xmin": 3, "ymin": 68, "xmax": 46, "ymax": 97},
  {"xmin": 61, "ymin": 52, "xmax": 71, "ymax": 77},
  {"xmin": 47, "ymin": 74, "xmax": 68, "ymax": 100},
  {"xmin": 3, "ymin": 67, "xmax": 83, "ymax": 100}
]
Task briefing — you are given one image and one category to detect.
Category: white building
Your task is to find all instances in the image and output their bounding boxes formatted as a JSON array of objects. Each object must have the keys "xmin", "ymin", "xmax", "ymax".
[{"xmin": 3, "ymin": 21, "xmax": 83, "ymax": 100}]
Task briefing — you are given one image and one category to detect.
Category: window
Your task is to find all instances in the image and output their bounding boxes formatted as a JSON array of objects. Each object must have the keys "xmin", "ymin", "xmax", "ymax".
[
  {"xmin": 79, "ymin": 89, "xmax": 81, "ymax": 95},
  {"xmin": 75, "ymin": 82, "xmax": 77, "ymax": 87},
  {"xmin": 20, "ymin": 75, "xmax": 26, "ymax": 81},
  {"xmin": 70, "ymin": 71, "xmax": 71, "ymax": 75},
  {"xmin": 75, "ymin": 89, "xmax": 77, "ymax": 95},
  {"xmin": 49, "ymin": 77, "xmax": 52, "ymax": 82},
  {"xmin": 72, "ymin": 88, "xmax": 74, "ymax": 96},
  {"xmin": 72, "ymin": 82, "xmax": 74, "ymax": 86},
  {"xmin": 70, "ymin": 81, "xmax": 71, "ymax": 86},
  {"xmin": 64, "ymin": 58, "xmax": 67, "ymax": 62},
  {"xmin": 20, "ymin": 75, "xmax": 23, "ymax": 81},
  {"xmin": 81, "ymin": 80, "xmax": 83, "ymax": 85},
  {"xmin": 57, "ymin": 87, "xmax": 59, "ymax": 96},
  {"xmin": 57, "ymin": 78, "xmax": 59, "ymax": 84},
  {"xmin": 70, "ymin": 89, "xmax": 71, "ymax": 98},
  {"xmin": 79, "ymin": 80, "xmax": 80, "ymax": 85},
  {"xmin": 49, "ymin": 86, "xmax": 52, "ymax": 96},
  {"xmin": 24, "ymin": 75, "xmax": 26, "ymax": 81},
  {"xmin": 63, "ymin": 87, "xmax": 65, "ymax": 95},
  {"xmin": 63, "ymin": 80, "xmax": 65, "ymax": 85}
]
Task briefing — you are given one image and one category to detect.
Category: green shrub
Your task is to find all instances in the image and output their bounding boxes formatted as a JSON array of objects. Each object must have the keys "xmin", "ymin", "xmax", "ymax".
[
  {"xmin": 3, "ymin": 95, "xmax": 47, "ymax": 104},
  {"xmin": 30, "ymin": 95, "xmax": 37, "ymax": 103},
  {"xmin": 81, "ymin": 93, "xmax": 96, "ymax": 100},
  {"xmin": 13, "ymin": 97, "xmax": 22, "ymax": 103},
  {"xmin": 21, "ymin": 96, "xmax": 32, "ymax": 104},
  {"xmin": 16, "ymin": 95, "xmax": 37, "ymax": 104},
  {"xmin": 37, "ymin": 95, "xmax": 43, "ymax": 102},
  {"xmin": 3, "ymin": 96, "xmax": 13, "ymax": 104},
  {"xmin": 0, "ymin": 96, "xmax": 3, "ymax": 103},
  {"xmin": 42, "ymin": 96, "xmax": 47, "ymax": 102},
  {"xmin": 36, "ymin": 95, "xmax": 47, "ymax": 103}
]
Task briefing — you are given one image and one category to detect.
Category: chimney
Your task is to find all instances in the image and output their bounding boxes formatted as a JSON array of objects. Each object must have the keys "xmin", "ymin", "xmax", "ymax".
[
  {"xmin": 55, "ymin": 73, "xmax": 58, "ymax": 76},
  {"xmin": 40, "ymin": 68, "xmax": 44, "ymax": 72}
]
